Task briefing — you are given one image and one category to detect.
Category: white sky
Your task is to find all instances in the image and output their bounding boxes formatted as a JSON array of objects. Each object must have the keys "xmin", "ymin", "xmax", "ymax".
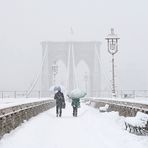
[{"xmin": 0, "ymin": 0, "xmax": 148, "ymax": 91}]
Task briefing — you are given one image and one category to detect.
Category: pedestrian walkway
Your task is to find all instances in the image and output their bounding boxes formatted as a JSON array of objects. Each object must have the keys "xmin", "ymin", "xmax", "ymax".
[{"xmin": 0, "ymin": 102, "xmax": 148, "ymax": 148}]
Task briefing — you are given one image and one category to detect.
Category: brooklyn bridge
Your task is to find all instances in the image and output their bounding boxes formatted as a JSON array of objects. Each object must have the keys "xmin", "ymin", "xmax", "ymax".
[{"xmin": 0, "ymin": 38, "xmax": 148, "ymax": 148}]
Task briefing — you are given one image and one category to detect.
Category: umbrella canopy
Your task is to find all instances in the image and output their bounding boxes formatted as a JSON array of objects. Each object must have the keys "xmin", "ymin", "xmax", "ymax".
[
  {"xmin": 54, "ymin": 86, "xmax": 61, "ymax": 91},
  {"xmin": 49, "ymin": 85, "xmax": 65, "ymax": 93},
  {"xmin": 68, "ymin": 88, "xmax": 86, "ymax": 99}
]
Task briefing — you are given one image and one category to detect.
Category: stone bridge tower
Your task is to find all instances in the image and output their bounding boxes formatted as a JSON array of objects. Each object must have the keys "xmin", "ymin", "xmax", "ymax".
[{"xmin": 41, "ymin": 41, "xmax": 101, "ymax": 97}]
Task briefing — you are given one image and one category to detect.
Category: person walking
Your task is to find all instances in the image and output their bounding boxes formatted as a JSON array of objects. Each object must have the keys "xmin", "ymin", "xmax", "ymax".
[
  {"xmin": 54, "ymin": 87, "xmax": 65, "ymax": 117},
  {"xmin": 68, "ymin": 88, "xmax": 86, "ymax": 117},
  {"xmin": 71, "ymin": 98, "xmax": 80, "ymax": 117}
]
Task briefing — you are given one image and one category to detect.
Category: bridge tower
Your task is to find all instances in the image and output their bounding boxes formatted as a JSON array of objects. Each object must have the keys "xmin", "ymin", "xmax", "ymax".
[{"xmin": 41, "ymin": 41, "xmax": 101, "ymax": 97}]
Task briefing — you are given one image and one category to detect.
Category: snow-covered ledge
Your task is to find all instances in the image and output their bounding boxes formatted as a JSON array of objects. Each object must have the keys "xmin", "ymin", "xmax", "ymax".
[
  {"xmin": 0, "ymin": 99, "xmax": 55, "ymax": 139},
  {"xmin": 90, "ymin": 98, "xmax": 148, "ymax": 117}
]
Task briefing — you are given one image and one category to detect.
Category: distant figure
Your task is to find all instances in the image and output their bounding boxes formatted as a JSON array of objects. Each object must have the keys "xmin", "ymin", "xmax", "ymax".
[
  {"xmin": 54, "ymin": 87, "xmax": 65, "ymax": 117},
  {"xmin": 71, "ymin": 98, "xmax": 80, "ymax": 117}
]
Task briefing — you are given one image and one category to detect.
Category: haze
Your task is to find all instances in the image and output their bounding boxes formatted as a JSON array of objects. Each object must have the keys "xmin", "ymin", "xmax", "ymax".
[{"xmin": 0, "ymin": 0, "xmax": 148, "ymax": 91}]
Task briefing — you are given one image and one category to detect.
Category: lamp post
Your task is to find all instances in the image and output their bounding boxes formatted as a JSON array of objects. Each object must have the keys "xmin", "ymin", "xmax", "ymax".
[
  {"xmin": 105, "ymin": 28, "xmax": 120, "ymax": 97},
  {"xmin": 52, "ymin": 61, "xmax": 58, "ymax": 85}
]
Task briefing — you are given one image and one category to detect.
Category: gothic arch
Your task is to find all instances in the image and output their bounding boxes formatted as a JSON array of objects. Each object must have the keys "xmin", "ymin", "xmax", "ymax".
[{"xmin": 41, "ymin": 41, "xmax": 101, "ymax": 97}]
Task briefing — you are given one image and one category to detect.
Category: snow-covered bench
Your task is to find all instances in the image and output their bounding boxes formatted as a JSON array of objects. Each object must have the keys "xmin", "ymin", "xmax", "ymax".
[
  {"xmin": 99, "ymin": 104, "xmax": 109, "ymax": 112},
  {"xmin": 124, "ymin": 112, "xmax": 148, "ymax": 135},
  {"xmin": 85, "ymin": 100, "xmax": 91, "ymax": 105}
]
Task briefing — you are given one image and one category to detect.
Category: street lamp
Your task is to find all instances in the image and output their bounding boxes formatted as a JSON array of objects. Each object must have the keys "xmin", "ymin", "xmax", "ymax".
[
  {"xmin": 52, "ymin": 61, "xmax": 58, "ymax": 85},
  {"xmin": 105, "ymin": 28, "xmax": 120, "ymax": 97}
]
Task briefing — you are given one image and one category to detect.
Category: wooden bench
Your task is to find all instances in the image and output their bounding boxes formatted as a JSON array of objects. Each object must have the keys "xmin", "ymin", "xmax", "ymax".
[{"xmin": 124, "ymin": 112, "xmax": 148, "ymax": 135}]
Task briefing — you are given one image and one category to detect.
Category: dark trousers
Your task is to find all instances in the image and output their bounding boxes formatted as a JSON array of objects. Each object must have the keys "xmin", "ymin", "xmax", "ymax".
[
  {"xmin": 73, "ymin": 106, "xmax": 78, "ymax": 117},
  {"xmin": 56, "ymin": 105, "xmax": 62, "ymax": 117}
]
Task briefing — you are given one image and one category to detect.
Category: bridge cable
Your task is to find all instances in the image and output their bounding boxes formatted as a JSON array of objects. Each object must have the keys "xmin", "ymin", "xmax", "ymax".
[
  {"xmin": 66, "ymin": 43, "xmax": 71, "ymax": 92},
  {"xmin": 71, "ymin": 43, "xmax": 78, "ymax": 88},
  {"xmin": 95, "ymin": 47, "xmax": 112, "ymax": 92},
  {"xmin": 26, "ymin": 47, "xmax": 48, "ymax": 97}
]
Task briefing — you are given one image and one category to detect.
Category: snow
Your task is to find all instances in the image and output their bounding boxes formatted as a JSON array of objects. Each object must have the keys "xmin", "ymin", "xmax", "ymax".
[
  {"xmin": 68, "ymin": 88, "xmax": 86, "ymax": 99},
  {"xmin": 0, "ymin": 102, "xmax": 148, "ymax": 148},
  {"xmin": 49, "ymin": 85, "xmax": 65, "ymax": 93},
  {"xmin": 0, "ymin": 98, "xmax": 52, "ymax": 109},
  {"xmin": 1, "ymin": 97, "xmax": 148, "ymax": 110},
  {"xmin": 92, "ymin": 97, "xmax": 148, "ymax": 105},
  {"xmin": 125, "ymin": 112, "xmax": 148, "ymax": 127},
  {"xmin": 99, "ymin": 104, "xmax": 109, "ymax": 112}
]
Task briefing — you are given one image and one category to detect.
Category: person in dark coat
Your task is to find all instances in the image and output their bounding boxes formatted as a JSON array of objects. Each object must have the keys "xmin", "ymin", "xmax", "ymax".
[
  {"xmin": 54, "ymin": 87, "xmax": 65, "ymax": 117},
  {"xmin": 71, "ymin": 98, "xmax": 80, "ymax": 117}
]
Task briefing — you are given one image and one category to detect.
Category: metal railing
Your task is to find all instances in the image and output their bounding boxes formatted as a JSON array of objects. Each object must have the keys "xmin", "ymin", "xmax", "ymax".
[
  {"xmin": 0, "ymin": 91, "xmax": 51, "ymax": 99},
  {"xmin": 91, "ymin": 90, "xmax": 148, "ymax": 98},
  {"xmin": 0, "ymin": 90, "xmax": 148, "ymax": 99}
]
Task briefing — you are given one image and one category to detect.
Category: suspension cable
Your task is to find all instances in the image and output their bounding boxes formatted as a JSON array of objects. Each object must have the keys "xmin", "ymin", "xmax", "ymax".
[
  {"xmin": 95, "ymin": 47, "xmax": 112, "ymax": 91},
  {"xmin": 71, "ymin": 43, "xmax": 78, "ymax": 88},
  {"xmin": 26, "ymin": 46, "xmax": 48, "ymax": 97},
  {"xmin": 66, "ymin": 43, "xmax": 71, "ymax": 91}
]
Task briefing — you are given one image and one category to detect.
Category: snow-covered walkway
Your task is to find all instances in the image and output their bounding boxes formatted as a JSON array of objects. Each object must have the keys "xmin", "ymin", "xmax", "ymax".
[{"xmin": 0, "ymin": 102, "xmax": 148, "ymax": 148}]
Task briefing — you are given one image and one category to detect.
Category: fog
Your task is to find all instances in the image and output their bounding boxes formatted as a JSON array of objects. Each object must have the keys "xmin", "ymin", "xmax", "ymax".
[{"xmin": 0, "ymin": 0, "xmax": 148, "ymax": 91}]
